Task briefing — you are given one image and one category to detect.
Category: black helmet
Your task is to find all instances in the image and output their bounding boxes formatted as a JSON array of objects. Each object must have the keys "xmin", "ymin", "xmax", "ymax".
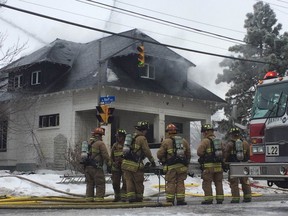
[
  {"xmin": 116, "ymin": 129, "xmax": 127, "ymax": 136},
  {"xmin": 135, "ymin": 121, "xmax": 149, "ymax": 131},
  {"xmin": 229, "ymin": 127, "xmax": 240, "ymax": 134},
  {"xmin": 201, "ymin": 124, "xmax": 214, "ymax": 132}
]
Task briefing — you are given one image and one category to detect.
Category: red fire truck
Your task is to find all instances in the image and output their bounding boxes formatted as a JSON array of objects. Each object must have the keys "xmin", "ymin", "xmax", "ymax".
[{"xmin": 229, "ymin": 71, "xmax": 288, "ymax": 188}]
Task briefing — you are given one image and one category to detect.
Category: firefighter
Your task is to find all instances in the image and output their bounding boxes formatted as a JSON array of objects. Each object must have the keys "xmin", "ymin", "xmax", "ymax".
[
  {"xmin": 224, "ymin": 127, "xmax": 251, "ymax": 203},
  {"xmin": 157, "ymin": 123, "xmax": 191, "ymax": 205},
  {"xmin": 84, "ymin": 127, "xmax": 111, "ymax": 202},
  {"xmin": 197, "ymin": 123, "xmax": 224, "ymax": 204},
  {"xmin": 110, "ymin": 129, "xmax": 127, "ymax": 202},
  {"xmin": 121, "ymin": 120, "xmax": 156, "ymax": 203}
]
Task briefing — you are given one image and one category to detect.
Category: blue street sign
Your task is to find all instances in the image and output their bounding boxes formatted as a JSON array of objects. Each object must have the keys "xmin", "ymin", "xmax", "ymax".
[{"xmin": 100, "ymin": 96, "xmax": 116, "ymax": 104}]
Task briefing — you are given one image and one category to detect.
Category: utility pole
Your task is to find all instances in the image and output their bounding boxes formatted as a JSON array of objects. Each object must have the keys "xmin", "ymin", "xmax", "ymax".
[
  {"xmin": 95, "ymin": 39, "xmax": 141, "ymax": 151},
  {"xmin": 96, "ymin": 40, "xmax": 111, "ymax": 153},
  {"xmin": 97, "ymin": 39, "xmax": 102, "ymax": 122}
]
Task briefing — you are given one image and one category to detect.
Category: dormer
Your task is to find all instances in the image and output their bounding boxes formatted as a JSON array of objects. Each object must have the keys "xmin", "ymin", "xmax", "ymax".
[{"xmin": 3, "ymin": 39, "xmax": 81, "ymax": 92}]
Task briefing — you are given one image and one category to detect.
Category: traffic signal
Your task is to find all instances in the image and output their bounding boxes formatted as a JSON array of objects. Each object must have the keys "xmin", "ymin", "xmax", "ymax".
[
  {"xmin": 96, "ymin": 104, "xmax": 115, "ymax": 124},
  {"xmin": 107, "ymin": 107, "xmax": 115, "ymax": 124},
  {"xmin": 137, "ymin": 45, "xmax": 145, "ymax": 67}
]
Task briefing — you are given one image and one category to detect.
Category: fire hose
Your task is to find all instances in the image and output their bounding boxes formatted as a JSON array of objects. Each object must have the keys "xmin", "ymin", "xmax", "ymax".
[
  {"xmin": 0, "ymin": 173, "xmax": 172, "ymax": 208},
  {"xmin": 0, "ymin": 175, "xmax": 85, "ymax": 197},
  {"xmin": 250, "ymin": 182, "xmax": 288, "ymax": 192}
]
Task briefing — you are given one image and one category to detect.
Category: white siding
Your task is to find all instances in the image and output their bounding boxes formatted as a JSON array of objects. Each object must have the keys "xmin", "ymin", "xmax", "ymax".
[{"xmin": 1, "ymin": 86, "xmax": 216, "ymax": 169}]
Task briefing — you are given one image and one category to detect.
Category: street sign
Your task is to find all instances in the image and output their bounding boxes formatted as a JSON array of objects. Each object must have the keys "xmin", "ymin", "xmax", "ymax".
[{"xmin": 100, "ymin": 96, "xmax": 116, "ymax": 104}]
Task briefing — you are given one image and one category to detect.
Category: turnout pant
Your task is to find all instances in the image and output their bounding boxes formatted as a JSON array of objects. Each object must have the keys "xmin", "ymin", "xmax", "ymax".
[
  {"xmin": 165, "ymin": 169, "xmax": 187, "ymax": 203},
  {"xmin": 85, "ymin": 166, "xmax": 106, "ymax": 201},
  {"xmin": 202, "ymin": 169, "xmax": 224, "ymax": 202},
  {"xmin": 111, "ymin": 170, "xmax": 127, "ymax": 200},
  {"xmin": 228, "ymin": 174, "xmax": 251, "ymax": 201},
  {"xmin": 123, "ymin": 169, "xmax": 144, "ymax": 201}
]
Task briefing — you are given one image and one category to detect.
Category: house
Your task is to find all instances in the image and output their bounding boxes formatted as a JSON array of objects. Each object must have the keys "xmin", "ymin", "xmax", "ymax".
[{"xmin": 0, "ymin": 29, "xmax": 225, "ymax": 171}]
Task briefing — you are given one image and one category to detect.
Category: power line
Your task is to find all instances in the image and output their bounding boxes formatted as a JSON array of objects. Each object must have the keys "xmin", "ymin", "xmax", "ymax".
[
  {"xmin": 103, "ymin": 0, "xmax": 116, "ymax": 37},
  {"xmin": 115, "ymin": 0, "xmax": 246, "ymax": 34},
  {"xmin": 80, "ymin": 0, "xmax": 246, "ymax": 44},
  {"xmin": 261, "ymin": 0, "xmax": 288, "ymax": 15},
  {"xmin": 79, "ymin": 0, "xmax": 231, "ymax": 43},
  {"xmin": 276, "ymin": 0, "xmax": 288, "ymax": 4},
  {"xmin": 0, "ymin": 3, "xmax": 271, "ymax": 65},
  {"xmin": 18, "ymin": 0, "xmax": 229, "ymax": 51},
  {"xmin": 255, "ymin": 0, "xmax": 288, "ymax": 9},
  {"xmin": 0, "ymin": 16, "xmax": 47, "ymax": 45}
]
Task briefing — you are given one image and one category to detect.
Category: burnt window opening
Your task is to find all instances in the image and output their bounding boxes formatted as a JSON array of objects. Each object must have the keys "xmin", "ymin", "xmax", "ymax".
[
  {"xmin": 0, "ymin": 120, "xmax": 8, "ymax": 152},
  {"xmin": 39, "ymin": 114, "xmax": 60, "ymax": 128}
]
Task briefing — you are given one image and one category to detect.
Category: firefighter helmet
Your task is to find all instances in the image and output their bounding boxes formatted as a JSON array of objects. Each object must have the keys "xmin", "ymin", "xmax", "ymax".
[
  {"xmin": 91, "ymin": 127, "xmax": 105, "ymax": 136},
  {"xmin": 116, "ymin": 129, "xmax": 127, "ymax": 136},
  {"xmin": 165, "ymin": 124, "xmax": 178, "ymax": 134},
  {"xmin": 135, "ymin": 121, "xmax": 149, "ymax": 130},
  {"xmin": 229, "ymin": 127, "xmax": 240, "ymax": 135},
  {"xmin": 201, "ymin": 124, "xmax": 214, "ymax": 132}
]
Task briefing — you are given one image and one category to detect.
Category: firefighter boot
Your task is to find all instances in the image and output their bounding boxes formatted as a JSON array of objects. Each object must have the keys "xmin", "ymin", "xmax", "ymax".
[
  {"xmin": 113, "ymin": 196, "xmax": 121, "ymax": 202},
  {"xmin": 201, "ymin": 200, "xmax": 213, "ymax": 205},
  {"xmin": 177, "ymin": 201, "xmax": 187, "ymax": 206},
  {"xmin": 85, "ymin": 197, "xmax": 94, "ymax": 202},
  {"xmin": 243, "ymin": 198, "xmax": 251, "ymax": 203},
  {"xmin": 128, "ymin": 199, "xmax": 137, "ymax": 203},
  {"xmin": 216, "ymin": 200, "xmax": 223, "ymax": 204}
]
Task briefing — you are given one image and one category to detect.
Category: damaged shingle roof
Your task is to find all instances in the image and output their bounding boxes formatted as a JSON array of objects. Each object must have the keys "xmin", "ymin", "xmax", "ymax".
[
  {"xmin": 0, "ymin": 29, "xmax": 225, "ymax": 104},
  {"xmin": 2, "ymin": 40, "xmax": 81, "ymax": 72}
]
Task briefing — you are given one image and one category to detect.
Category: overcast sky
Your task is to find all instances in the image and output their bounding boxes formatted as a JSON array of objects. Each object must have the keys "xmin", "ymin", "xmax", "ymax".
[{"xmin": 1, "ymin": 0, "xmax": 288, "ymax": 99}]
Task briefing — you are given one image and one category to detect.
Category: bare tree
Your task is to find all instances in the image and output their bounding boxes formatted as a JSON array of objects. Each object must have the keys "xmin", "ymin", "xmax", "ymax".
[
  {"xmin": 0, "ymin": 33, "xmax": 27, "ymax": 67},
  {"xmin": 0, "ymin": 1, "xmax": 27, "ymax": 68}
]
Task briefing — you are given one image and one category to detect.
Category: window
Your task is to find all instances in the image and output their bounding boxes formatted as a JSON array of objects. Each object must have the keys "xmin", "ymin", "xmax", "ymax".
[
  {"xmin": 251, "ymin": 82, "xmax": 288, "ymax": 119},
  {"xmin": 146, "ymin": 123, "xmax": 154, "ymax": 143},
  {"xmin": 173, "ymin": 122, "xmax": 183, "ymax": 133},
  {"xmin": 31, "ymin": 71, "xmax": 41, "ymax": 85},
  {"xmin": 140, "ymin": 64, "xmax": 155, "ymax": 79},
  {"xmin": 39, "ymin": 114, "xmax": 59, "ymax": 128},
  {"xmin": 0, "ymin": 120, "xmax": 7, "ymax": 152},
  {"xmin": 14, "ymin": 74, "xmax": 23, "ymax": 89}
]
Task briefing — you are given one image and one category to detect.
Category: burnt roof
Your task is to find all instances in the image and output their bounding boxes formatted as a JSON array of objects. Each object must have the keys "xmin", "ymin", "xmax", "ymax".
[{"xmin": 0, "ymin": 29, "xmax": 225, "ymax": 104}]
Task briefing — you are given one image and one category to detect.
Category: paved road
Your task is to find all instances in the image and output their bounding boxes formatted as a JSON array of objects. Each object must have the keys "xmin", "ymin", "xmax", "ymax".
[{"xmin": 1, "ymin": 193, "xmax": 287, "ymax": 216}]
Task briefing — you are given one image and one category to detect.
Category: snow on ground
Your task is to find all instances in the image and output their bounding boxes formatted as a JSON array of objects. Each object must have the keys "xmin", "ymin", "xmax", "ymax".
[{"xmin": 0, "ymin": 169, "xmax": 283, "ymax": 198}]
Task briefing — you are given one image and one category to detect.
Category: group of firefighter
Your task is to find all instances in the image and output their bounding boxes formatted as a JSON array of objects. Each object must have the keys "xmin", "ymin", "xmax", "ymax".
[{"xmin": 81, "ymin": 120, "xmax": 251, "ymax": 206}]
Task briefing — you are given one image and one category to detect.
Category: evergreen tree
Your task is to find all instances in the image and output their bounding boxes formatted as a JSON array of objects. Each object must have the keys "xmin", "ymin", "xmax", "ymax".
[{"xmin": 216, "ymin": 1, "xmax": 288, "ymax": 124}]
